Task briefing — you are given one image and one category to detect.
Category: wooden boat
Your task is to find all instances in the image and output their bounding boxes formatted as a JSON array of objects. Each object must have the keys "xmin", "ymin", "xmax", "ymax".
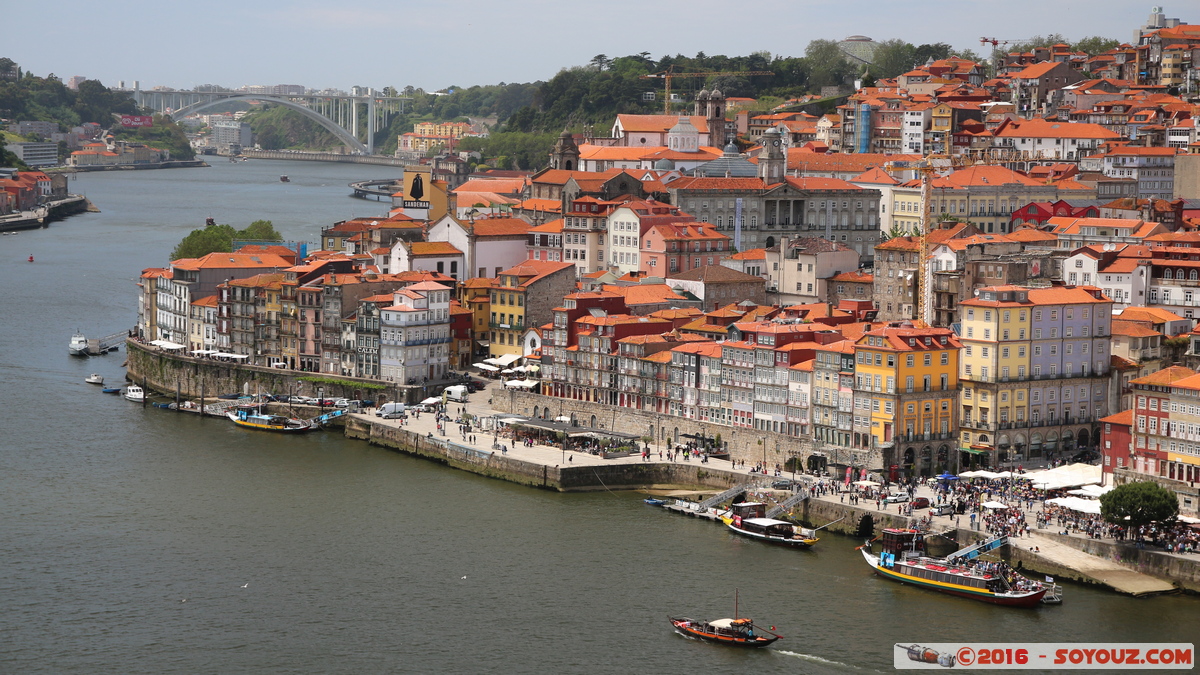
[
  {"xmin": 669, "ymin": 590, "xmax": 781, "ymax": 648},
  {"xmin": 862, "ymin": 528, "xmax": 1060, "ymax": 608},
  {"xmin": 227, "ymin": 408, "xmax": 314, "ymax": 433},
  {"xmin": 85, "ymin": 373, "xmax": 104, "ymax": 385},
  {"xmin": 123, "ymin": 385, "xmax": 145, "ymax": 403},
  {"xmin": 721, "ymin": 502, "xmax": 818, "ymax": 548}
]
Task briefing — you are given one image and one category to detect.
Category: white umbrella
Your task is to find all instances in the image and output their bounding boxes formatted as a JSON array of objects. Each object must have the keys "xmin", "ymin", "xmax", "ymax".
[
  {"xmin": 420, "ymin": 396, "xmax": 441, "ymax": 405},
  {"xmin": 852, "ymin": 480, "xmax": 880, "ymax": 487},
  {"xmin": 982, "ymin": 501, "xmax": 1009, "ymax": 509}
]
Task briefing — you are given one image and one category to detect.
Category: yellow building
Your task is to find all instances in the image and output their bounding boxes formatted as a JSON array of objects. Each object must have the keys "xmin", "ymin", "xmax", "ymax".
[
  {"xmin": 460, "ymin": 277, "xmax": 493, "ymax": 359},
  {"xmin": 413, "ymin": 121, "xmax": 472, "ymax": 139},
  {"xmin": 854, "ymin": 324, "xmax": 961, "ymax": 476}
]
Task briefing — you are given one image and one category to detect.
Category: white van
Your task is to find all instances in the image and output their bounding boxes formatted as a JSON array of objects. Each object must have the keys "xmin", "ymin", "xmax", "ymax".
[
  {"xmin": 377, "ymin": 402, "xmax": 407, "ymax": 418},
  {"xmin": 444, "ymin": 385, "xmax": 468, "ymax": 403}
]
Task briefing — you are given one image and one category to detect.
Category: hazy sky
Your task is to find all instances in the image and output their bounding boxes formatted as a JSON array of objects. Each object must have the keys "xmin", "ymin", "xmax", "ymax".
[{"xmin": 5, "ymin": 1, "xmax": 1171, "ymax": 92}]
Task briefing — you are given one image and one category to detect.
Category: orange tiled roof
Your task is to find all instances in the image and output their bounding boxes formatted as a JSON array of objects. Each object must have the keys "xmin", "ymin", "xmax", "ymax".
[{"xmin": 1132, "ymin": 365, "xmax": 1198, "ymax": 387}]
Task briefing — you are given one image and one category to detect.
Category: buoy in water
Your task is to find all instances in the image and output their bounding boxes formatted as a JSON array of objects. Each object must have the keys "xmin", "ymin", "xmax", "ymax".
[{"xmin": 28, "ymin": 254, "xmax": 34, "ymax": 262}]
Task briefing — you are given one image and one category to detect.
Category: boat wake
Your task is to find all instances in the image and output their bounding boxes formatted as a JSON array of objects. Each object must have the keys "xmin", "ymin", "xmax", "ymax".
[{"xmin": 775, "ymin": 650, "xmax": 865, "ymax": 670}]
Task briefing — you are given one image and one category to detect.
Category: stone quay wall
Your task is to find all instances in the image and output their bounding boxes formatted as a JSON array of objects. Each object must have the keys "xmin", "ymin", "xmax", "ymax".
[
  {"xmin": 345, "ymin": 415, "xmax": 760, "ymax": 492},
  {"xmin": 1024, "ymin": 531, "xmax": 1200, "ymax": 594},
  {"xmin": 125, "ymin": 340, "xmax": 432, "ymax": 404},
  {"xmin": 494, "ymin": 389, "xmax": 884, "ymax": 470}
]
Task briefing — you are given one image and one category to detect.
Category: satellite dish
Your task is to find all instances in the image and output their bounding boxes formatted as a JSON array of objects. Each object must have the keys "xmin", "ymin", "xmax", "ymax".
[{"xmin": 974, "ymin": 288, "xmax": 981, "ymax": 296}]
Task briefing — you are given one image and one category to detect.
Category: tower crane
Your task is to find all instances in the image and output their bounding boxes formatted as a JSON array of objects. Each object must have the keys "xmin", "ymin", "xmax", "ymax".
[{"xmin": 639, "ymin": 68, "xmax": 773, "ymax": 114}]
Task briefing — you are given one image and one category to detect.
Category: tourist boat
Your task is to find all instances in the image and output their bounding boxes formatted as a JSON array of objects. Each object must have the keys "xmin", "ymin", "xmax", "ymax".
[
  {"xmin": 85, "ymin": 373, "xmax": 104, "ymax": 385},
  {"xmin": 721, "ymin": 502, "xmax": 819, "ymax": 548},
  {"xmin": 862, "ymin": 529, "xmax": 1060, "ymax": 607},
  {"xmin": 669, "ymin": 590, "xmax": 781, "ymax": 648},
  {"xmin": 69, "ymin": 333, "xmax": 88, "ymax": 356},
  {"xmin": 280, "ymin": 175, "xmax": 290, "ymax": 182},
  {"xmin": 227, "ymin": 407, "xmax": 315, "ymax": 433},
  {"xmin": 123, "ymin": 385, "xmax": 145, "ymax": 403}
]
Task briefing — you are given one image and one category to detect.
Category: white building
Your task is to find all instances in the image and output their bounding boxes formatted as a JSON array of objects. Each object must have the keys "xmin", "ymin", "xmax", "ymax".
[
  {"xmin": 765, "ymin": 236, "xmax": 861, "ymax": 305},
  {"xmin": 902, "ymin": 105, "xmax": 932, "ymax": 155},
  {"xmin": 1101, "ymin": 147, "xmax": 1177, "ymax": 201},
  {"xmin": 1064, "ymin": 244, "xmax": 1148, "ymax": 309},
  {"xmin": 426, "ymin": 215, "xmax": 531, "ymax": 279},
  {"xmin": 379, "ymin": 281, "xmax": 453, "ymax": 384},
  {"xmin": 210, "ymin": 121, "xmax": 252, "ymax": 151}
]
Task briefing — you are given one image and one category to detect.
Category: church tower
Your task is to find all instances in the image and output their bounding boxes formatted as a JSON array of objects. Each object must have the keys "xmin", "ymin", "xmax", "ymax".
[
  {"xmin": 706, "ymin": 89, "xmax": 726, "ymax": 148},
  {"xmin": 549, "ymin": 130, "xmax": 580, "ymax": 171},
  {"xmin": 758, "ymin": 127, "xmax": 785, "ymax": 185}
]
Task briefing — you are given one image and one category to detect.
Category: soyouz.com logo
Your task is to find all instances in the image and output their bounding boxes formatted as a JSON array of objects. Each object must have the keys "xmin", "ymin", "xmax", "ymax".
[{"xmin": 894, "ymin": 643, "xmax": 1194, "ymax": 669}]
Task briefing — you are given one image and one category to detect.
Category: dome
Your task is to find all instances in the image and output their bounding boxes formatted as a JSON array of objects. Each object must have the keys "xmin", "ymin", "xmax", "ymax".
[
  {"xmin": 709, "ymin": 89, "xmax": 723, "ymax": 100},
  {"xmin": 668, "ymin": 115, "xmax": 697, "ymax": 135},
  {"xmin": 654, "ymin": 157, "xmax": 676, "ymax": 170},
  {"xmin": 723, "ymin": 141, "xmax": 739, "ymax": 156},
  {"xmin": 696, "ymin": 89, "xmax": 710, "ymax": 100}
]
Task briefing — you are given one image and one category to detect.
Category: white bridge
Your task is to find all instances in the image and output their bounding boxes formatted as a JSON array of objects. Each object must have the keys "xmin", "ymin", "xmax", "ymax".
[{"xmin": 126, "ymin": 88, "xmax": 409, "ymax": 155}]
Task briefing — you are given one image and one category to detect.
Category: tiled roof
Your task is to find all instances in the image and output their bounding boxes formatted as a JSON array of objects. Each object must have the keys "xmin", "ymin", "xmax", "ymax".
[
  {"xmin": 471, "ymin": 218, "xmax": 532, "ymax": 237},
  {"xmin": 616, "ymin": 114, "xmax": 710, "ymax": 134},
  {"xmin": 830, "ymin": 271, "xmax": 873, "ymax": 283},
  {"xmin": 1111, "ymin": 320, "xmax": 1161, "ymax": 338},
  {"xmin": 408, "ymin": 241, "xmax": 462, "ymax": 256},
  {"xmin": 1131, "ymin": 365, "xmax": 1198, "ymax": 387},
  {"xmin": 668, "ymin": 265, "xmax": 763, "ymax": 283}
]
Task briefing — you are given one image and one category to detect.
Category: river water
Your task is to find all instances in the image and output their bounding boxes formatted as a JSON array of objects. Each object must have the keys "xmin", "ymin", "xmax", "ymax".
[{"xmin": 1, "ymin": 159, "xmax": 1195, "ymax": 674}]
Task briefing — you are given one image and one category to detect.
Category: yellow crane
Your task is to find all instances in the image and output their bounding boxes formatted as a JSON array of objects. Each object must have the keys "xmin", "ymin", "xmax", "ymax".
[{"xmin": 639, "ymin": 69, "xmax": 773, "ymax": 114}]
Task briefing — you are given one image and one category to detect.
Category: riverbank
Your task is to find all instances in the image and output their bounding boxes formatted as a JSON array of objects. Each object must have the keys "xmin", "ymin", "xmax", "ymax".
[
  {"xmin": 54, "ymin": 159, "xmax": 209, "ymax": 172},
  {"xmin": 241, "ymin": 149, "xmax": 408, "ymax": 166},
  {"xmin": 0, "ymin": 194, "xmax": 91, "ymax": 232}
]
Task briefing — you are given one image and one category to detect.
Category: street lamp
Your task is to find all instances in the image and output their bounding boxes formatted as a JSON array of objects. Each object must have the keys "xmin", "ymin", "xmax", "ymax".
[{"xmin": 317, "ymin": 386, "xmax": 324, "ymax": 413}]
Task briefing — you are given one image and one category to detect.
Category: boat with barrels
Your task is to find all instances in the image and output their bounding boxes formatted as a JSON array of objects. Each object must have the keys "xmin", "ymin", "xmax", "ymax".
[
  {"xmin": 862, "ymin": 528, "xmax": 1060, "ymax": 607},
  {"xmin": 227, "ymin": 407, "xmax": 315, "ymax": 433},
  {"xmin": 669, "ymin": 590, "xmax": 781, "ymax": 648}
]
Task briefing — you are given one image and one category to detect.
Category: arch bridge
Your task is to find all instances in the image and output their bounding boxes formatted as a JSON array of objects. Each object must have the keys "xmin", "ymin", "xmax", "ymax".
[{"xmin": 129, "ymin": 89, "xmax": 409, "ymax": 155}]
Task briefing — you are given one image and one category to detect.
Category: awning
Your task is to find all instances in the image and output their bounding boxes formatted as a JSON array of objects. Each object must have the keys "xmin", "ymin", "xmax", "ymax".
[
  {"xmin": 473, "ymin": 363, "xmax": 499, "ymax": 371},
  {"xmin": 961, "ymin": 447, "xmax": 986, "ymax": 455},
  {"xmin": 1046, "ymin": 496, "xmax": 1101, "ymax": 515},
  {"xmin": 492, "ymin": 353, "xmax": 520, "ymax": 366},
  {"xmin": 982, "ymin": 501, "xmax": 1009, "ymax": 509},
  {"xmin": 151, "ymin": 339, "xmax": 186, "ymax": 350}
]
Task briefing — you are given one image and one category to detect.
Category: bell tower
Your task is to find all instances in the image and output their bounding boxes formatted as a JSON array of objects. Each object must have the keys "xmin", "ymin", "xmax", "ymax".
[
  {"xmin": 758, "ymin": 128, "xmax": 785, "ymax": 185},
  {"xmin": 549, "ymin": 130, "xmax": 580, "ymax": 171},
  {"xmin": 706, "ymin": 89, "xmax": 726, "ymax": 148}
]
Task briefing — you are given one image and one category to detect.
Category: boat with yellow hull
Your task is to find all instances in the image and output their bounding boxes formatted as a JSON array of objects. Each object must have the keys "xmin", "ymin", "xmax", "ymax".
[
  {"xmin": 227, "ymin": 408, "xmax": 315, "ymax": 433},
  {"xmin": 720, "ymin": 502, "xmax": 819, "ymax": 548},
  {"xmin": 863, "ymin": 528, "xmax": 1059, "ymax": 608}
]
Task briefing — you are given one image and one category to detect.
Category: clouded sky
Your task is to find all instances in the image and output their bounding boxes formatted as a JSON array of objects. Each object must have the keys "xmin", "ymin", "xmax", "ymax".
[{"xmin": 4, "ymin": 1, "xmax": 1171, "ymax": 92}]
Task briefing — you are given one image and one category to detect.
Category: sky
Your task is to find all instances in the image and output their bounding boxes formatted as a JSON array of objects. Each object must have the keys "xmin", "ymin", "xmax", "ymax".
[{"xmin": 3, "ymin": 1, "xmax": 1171, "ymax": 93}]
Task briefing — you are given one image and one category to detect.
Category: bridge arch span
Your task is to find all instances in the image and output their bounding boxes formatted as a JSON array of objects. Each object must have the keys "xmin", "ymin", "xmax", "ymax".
[{"xmin": 167, "ymin": 95, "xmax": 368, "ymax": 154}]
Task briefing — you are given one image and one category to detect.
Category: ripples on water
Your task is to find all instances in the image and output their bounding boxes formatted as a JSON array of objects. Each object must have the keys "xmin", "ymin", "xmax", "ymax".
[{"xmin": 1, "ymin": 161, "xmax": 1196, "ymax": 673}]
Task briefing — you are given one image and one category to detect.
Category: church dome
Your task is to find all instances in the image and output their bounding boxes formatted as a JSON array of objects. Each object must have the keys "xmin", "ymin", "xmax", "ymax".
[
  {"xmin": 654, "ymin": 157, "xmax": 676, "ymax": 170},
  {"xmin": 723, "ymin": 141, "xmax": 739, "ymax": 156},
  {"xmin": 696, "ymin": 89, "xmax": 710, "ymax": 100},
  {"xmin": 709, "ymin": 89, "xmax": 723, "ymax": 100}
]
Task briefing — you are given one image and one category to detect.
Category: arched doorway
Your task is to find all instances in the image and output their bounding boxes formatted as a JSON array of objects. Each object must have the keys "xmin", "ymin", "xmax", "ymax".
[
  {"xmin": 937, "ymin": 445, "xmax": 949, "ymax": 472},
  {"xmin": 857, "ymin": 514, "xmax": 875, "ymax": 538},
  {"xmin": 590, "ymin": 414, "xmax": 597, "ymax": 428},
  {"xmin": 998, "ymin": 433, "xmax": 1011, "ymax": 464},
  {"xmin": 764, "ymin": 236, "xmax": 776, "ymax": 249},
  {"xmin": 533, "ymin": 406, "xmax": 540, "ymax": 419},
  {"xmin": 1046, "ymin": 432, "xmax": 1059, "ymax": 459},
  {"xmin": 1014, "ymin": 433, "xmax": 1027, "ymax": 462},
  {"xmin": 1062, "ymin": 429, "xmax": 1075, "ymax": 453},
  {"xmin": 1077, "ymin": 428, "xmax": 1090, "ymax": 450},
  {"xmin": 1030, "ymin": 433, "xmax": 1043, "ymax": 459}
]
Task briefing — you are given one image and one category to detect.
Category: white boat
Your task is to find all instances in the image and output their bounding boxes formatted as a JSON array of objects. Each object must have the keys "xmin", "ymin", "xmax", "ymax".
[
  {"xmin": 123, "ymin": 385, "xmax": 145, "ymax": 402},
  {"xmin": 69, "ymin": 333, "xmax": 89, "ymax": 356},
  {"xmin": 85, "ymin": 373, "xmax": 104, "ymax": 385}
]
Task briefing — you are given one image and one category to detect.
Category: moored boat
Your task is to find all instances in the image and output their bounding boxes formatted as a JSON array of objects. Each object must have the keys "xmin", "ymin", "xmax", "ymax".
[
  {"xmin": 123, "ymin": 385, "xmax": 145, "ymax": 403},
  {"xmin": 862, "ymin": 528, "xmax": 1060, "ymax": 607},
  {"xmin": 721, "ymin": 502, "xmax": 819, "ymax": 548},
  {"xmin": 227, "ymin": 407, "xmax": 314, "ymax": 433},
  {"xmin": 101, "ymin": 386, "xmax": 121, "ymax": 394},
  {"xmin": 280, "ymin": 175, "xmax": 290, "ymax": 182},
  {"xmin": 69, "ymin": 333, "xmax": 88, "ymax": 356},
  {"xmin": 85, "ymin": 373, "xmax": 104, "ymax": 385}
]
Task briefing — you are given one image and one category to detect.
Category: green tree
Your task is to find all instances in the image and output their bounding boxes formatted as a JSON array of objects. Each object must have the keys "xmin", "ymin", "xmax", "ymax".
[
  {"xmin": 171, "ymin": 222, "xmax": 237, "ymax": 260},
  {"xmin": 1074, "ymin": 36, "xmax": 1120, "ymax": 56},
  {"xmin": 870, "ymin": 39, "xmax": 917, "ymax": 79},
  {"xmin": 1100, "ymin": 482, "xmax": 1179, "ymax": 534},
  {"xmin": 238, "ymin": 219, "xmax": 282, "ymax": 241},
  {"xmin": 913, "ymin": 42, "xmax": 955, "ymax": 65},
  {"xmin": 804, "ymin": 40, "xmax": 852, "ymax": 89}
]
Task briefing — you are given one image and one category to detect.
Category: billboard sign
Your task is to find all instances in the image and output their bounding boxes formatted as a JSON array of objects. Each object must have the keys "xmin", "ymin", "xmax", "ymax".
[{"xmin": 120, "ymin": 115, "xmax": 154, "ymax": 128}]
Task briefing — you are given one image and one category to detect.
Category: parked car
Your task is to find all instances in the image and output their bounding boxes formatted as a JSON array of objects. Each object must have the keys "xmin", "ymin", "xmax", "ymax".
[
  {"xmin": 910, "ymin": 497, "xmax": 930, "ymax": 509},
  {"xmin": 882, "ymin": 493, "xmax": 910, "ymax": 504},
  {"xmin": 1071, "ymin": 449, "xmax": 1100, "ymax": 463},
  {"xmin": 931, "ymin": 503, "xmax": 956, "ymax": 516},
  {"xmin": 381, "ymin": 411, "xmax": 407, "ymax": 420},
  {"xmin": 772, "ymin": 480, "xmax": 801, "ymax": 490},
  {"xmin": 286, "ymin": 396, "xmax": 308, "ymax": 404}
]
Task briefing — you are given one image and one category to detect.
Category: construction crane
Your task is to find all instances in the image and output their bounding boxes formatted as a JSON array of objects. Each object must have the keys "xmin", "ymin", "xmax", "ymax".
[
  {"xmin": 639, "ymin": 69, "xmax": 773, "ymax": 114},
  {"xmin": 979, "ymin": 37, "xmax": 1033, "ymax": 77}
]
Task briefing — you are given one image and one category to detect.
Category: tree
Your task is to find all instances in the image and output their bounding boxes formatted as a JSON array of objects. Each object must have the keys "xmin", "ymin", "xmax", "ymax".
[
  {"xmin": 238, "ymin": 219, "xmax": 282, "ymax": 242},
  {"xmin": 870, "ymin": 39, "xmax": 917, "ymax": 79},
  {"xmin": 1100, "ymin": 481, "xmax": 1179, "ymax": 534},
  {"xmin": 913, "ymin": 42, "xmax": 954, "ymax": 65},
  {"xmin": 1074, "ymin": 36, "xmax": 1120, "ymax": 56},
  {"xmin": 170, "ymin": 220, "xmax": 282, "ymax": 259},
  {"xmin": 804, "ymin": 40, "xmax": 852, "ymax": 89},
  {"xmin": 589, "ymin": 54, "xmax": 611, "ymax": 72}
]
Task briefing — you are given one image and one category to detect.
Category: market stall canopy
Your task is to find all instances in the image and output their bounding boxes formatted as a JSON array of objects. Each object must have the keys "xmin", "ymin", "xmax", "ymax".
[
  {"xmin": 852, "ymin": 480, "xmax": 880, "ymax": 487},
  {"xmin": 971, "ymin": 470, "xmax": 1002, "ymax": 480},
  {"xmin": 936, "ymin": 472, "xmax": 958, "ymax": 480},
  {"xmin": 486, "ymin": 353, "xmax": 520, "ymax": 367},
  {"xmin": 982, "ymin": 501, "xmax": 1009, "ymax": 509},
  {"xmin": 1068, "ymin": 485, "xmax": 1114, "ymax": 497},
  {"xmin": 1046, "ymin": 496, "xmax": 1102, "ymax": 515},
  {"xmin": 473, "ymin": 363, "xmax": 499, "ymax": 371},
  {"xmin": 504, "ymin": 379, "xmax": 538, "ymax": 388},
  {"xmin": 1024, "ymin": 463, "xmax": 1102, "ymax": 490},
  {"xmin": 151, "ymin": 340, "xmax": 186, "ymax": 350}
]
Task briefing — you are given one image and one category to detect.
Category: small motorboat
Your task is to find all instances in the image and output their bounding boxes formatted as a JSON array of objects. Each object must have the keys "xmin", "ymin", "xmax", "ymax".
[
  {"xmin": 101, "ymin": 387, "xmax": 121, "ymax": 394},
  {"xmin": 644, "ymin": 498, "xmax": 666, "ymax": 507},
  {"xmin": 123, "ymin": 385, "xmax": 145, "ymax": 403},
  {"xmin": 280, "ymin": 175, "xmax": 290, "ymax": 182},
  {"xmin": 85, "ymin": 373, "xmax": 104, "ymax": 385}
]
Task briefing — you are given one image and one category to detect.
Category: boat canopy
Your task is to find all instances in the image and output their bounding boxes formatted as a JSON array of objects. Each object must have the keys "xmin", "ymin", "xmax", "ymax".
[{"xmin": 743, "ymin": 517, "xmax": 792, "ymax": 527}]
